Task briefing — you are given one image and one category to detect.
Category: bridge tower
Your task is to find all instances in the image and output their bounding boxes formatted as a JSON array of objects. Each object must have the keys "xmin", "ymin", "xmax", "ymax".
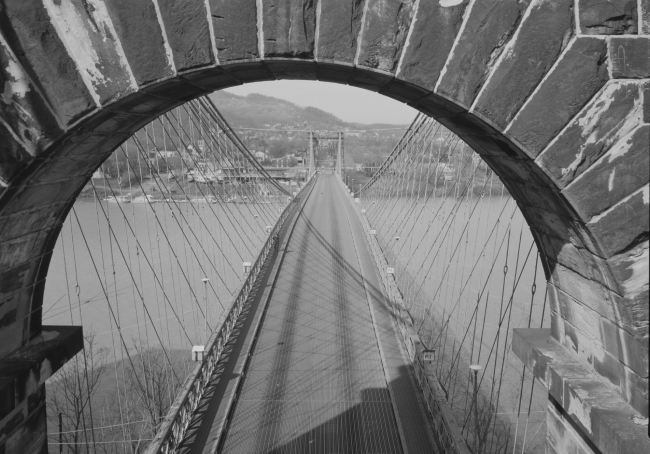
[
  {"xmin": 308, "ymin": 131, "xmax": 315, "ymax": 178},
  {"xmin": 336, "ymin": 132, "xmax": 343, "ymax": 180}
]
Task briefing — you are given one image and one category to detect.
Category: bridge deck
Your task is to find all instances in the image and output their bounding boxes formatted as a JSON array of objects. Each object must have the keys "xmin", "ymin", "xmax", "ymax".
[{"xmin": 182, "ymin": 174, "xmax": 437, "ymax": 454}]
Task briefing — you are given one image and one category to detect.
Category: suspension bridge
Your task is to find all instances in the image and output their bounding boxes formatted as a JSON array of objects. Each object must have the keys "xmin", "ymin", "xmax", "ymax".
[{"xmin": 0, "ymin": 2, "xmax": 648, "ymax": 454}]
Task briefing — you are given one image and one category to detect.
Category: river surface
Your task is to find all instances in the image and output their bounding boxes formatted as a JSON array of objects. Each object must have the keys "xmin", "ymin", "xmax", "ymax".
[{"xmin": 43, "ymin": 198, "xmax": 282, "ymax": 355}]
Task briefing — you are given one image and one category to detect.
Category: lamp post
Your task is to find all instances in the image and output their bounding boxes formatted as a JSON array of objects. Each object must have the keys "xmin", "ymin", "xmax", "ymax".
[
  {"xmin": 201, "ymin": 278, "xmax": 210, "ymax": 343},
  {"xmin": 470, "ymin": 364, "xmax": 482, "ymax": 454}
]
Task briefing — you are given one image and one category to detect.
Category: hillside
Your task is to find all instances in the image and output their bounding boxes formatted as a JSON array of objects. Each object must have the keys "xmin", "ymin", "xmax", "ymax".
[
  {"xmin": 208, "ymin": 91, "xmax": 410, "ymax": 163},
  {"xmin": 209, "ymin": 91, "xmax": 408, "ymax": 132}
]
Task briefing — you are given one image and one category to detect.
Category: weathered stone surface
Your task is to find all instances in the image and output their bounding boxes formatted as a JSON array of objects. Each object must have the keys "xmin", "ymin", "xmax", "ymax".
[
  {"xmin": 103, "ymin": 0, "xmax": 174, "ymax": 85},
  {"xmin": 513, "ymin": 328, "xmax": 650, "ymax": 453},
  {"xmin": 410, "ymin": 92, "xmax": 467, "ymax": 120},
  {"xmin": 436, "ymin": 0, "xmax": 532, "ymax": 109},
  {"xmin": 0, "ymin": 123, "xmax": 30, "ymax": 187},
  {"xmin": 537, "ymin": 82, "xmax": 644, "ymax": 188},
  {"xmin": 3, "ymin": 401, "xmax": 46, "ymax": 454},
  {"xmin": 1, "ymin": 177, "xmax": 85, "ymax": 216},
  {"xmin": 546, "ymin": 402, "xmax": 597, "ymax": 454},
  {"xmin": 221, "ymin": 61, "xmax": 275, "ymax": 83},
  {"xmin": 157, "ymin": 0, "xmax": 215, "ymax": 71},
  {"xmin": 608, "ymin": 240, "xmax": 649, "ymax": 302},
  {"xmin": 539, "ymin": 233, "xmax": 619, "ymax": 292},
  {"xmin": 0, "ymin": 325, "xmax": 82, "ymax": 453},
  {"xmin": 348, "ymin": 67, "xmax": 393, "ymax": 92},
  {"xmin": 473, "ymin": 0, "xmax": 574, "ymax": 129},
  {"xmin": 356, "ymin": 0, "xmax": 416, "ymax": 73},
  {"xmin": 608, "ymin": 240, "xmax": 650, "ymax": 337},
  {"xmin": 578, "ymin": 0, "xmax": 638, "ymax": 35},
  {"xmin": 0, "ymin": 206, "xmax": 62, "ymax": 244},
  {"xmin": 551, "ymin": 264, "xmax": 626, "ymax": 333},
  {"xmin": 587, "ymin": 185, "xmax": 649, "ymax": 257},
  {"xmin": 396, "ymin": 0, "xmax": 467, "ymax": 92},
  {"xmin": 524, "ymin": 206, "xmax": 595, "ymax": 252},
  {"xmin": 0, "ymin": 1, "xmax": 95, "ymax": 125},
  {"xmin": 262, "ymin": 0, "xmax": 316, "ymax": 59},
  {"xmin": 209, "ymin": 0, "xmax": 259, "ymax": 62},
  {"xmin": 179, "ymin": 68, "xmax": 240, "ymax": 92},
  {"xmin": 507, "ymin": 38, "xmax": 609, "ymax": 158},
  {"xmin": 42, "ymin": 0, "xmax": 137, "ymax": 104},
  {"xmin": 563, "ymin": 125, "xmax": 649, "ymax": 221},
  {"xmin": 314, "ymin": 61, "xmax": 355, "ymax": 84},
  {"xmin": 0, "ymin": 36, "xmax": 61, "ymax": 159},
  {"xmin": 378, "ymin": 78, "xmax": 429, "ymax": 105},
  {"xmin": 0, "ymin": 231, "xmax": 46, "ymax": 270},
  {"xmin": 264, "ymin": 60, "xmax": 317, "ymax": 80},
  {"xmin": 643, "ymin": 0, "xmax": 650, "ymax": 34},
  {"xmin": 317, "ymin": 0, "xmax": 364, "ymax": 62},
  {"xmin": 609, "ymin": 36, "xmax": 650, "ymax": 78}
]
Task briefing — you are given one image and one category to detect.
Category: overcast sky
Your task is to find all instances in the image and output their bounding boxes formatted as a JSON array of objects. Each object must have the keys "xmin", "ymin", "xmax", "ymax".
[{"xmin": 225, "ymin": 80, "xmax": 418, "ymax": 125}]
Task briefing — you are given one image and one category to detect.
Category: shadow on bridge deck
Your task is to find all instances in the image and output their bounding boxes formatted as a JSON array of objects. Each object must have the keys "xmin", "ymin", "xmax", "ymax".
[{"xmin": 179, "ymin": 175, "xmax": 437, "ymax": 454}]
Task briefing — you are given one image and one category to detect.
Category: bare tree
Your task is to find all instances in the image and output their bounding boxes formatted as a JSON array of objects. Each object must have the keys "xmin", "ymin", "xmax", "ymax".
[{"xmin": 47, "ymin": 333, "xmax": 109, "ymax": 454}]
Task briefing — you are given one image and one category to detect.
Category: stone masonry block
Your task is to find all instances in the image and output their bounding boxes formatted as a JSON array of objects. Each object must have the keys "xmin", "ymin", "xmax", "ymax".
[
  {"xmin": 157, "ymin": 0, "xmax": 215, "ymax": 71},
  {"xmin": 609, "ymin": 36, "xmax": 650, "ymax": 77},
  {"xmin": 540, "ymin": 235, "xmax": 619, "ymax": 292},
  {"xmin": 0, "ymin": 123, "xmax": 31, "ymax": 187},
  {"xmin": 473, "ymin": 0, "xmax": 575, "ymax": 129},
  {"xmin": 0, "ymin": 37, "xmax": 61, "ymax": 157},
  {"xmin": 221, "ymin": 61, "xmax": 275, "ymax": 83},
  {"xmin": 102, "ymin": 0, "xmax": 175, "ymax": 85},
  {"xmin": 643, "ymin": 0, "xmax": 650, "ymax": 34},
  {"xmin": 209, "ymin": 0, "xmax": 259, "ymax": 62},
  {"xmin": 587, "ymin": 185, "xmax": 649, "ymax": 258},
  {"xmin": 180, "ymin": 69, "xmax": 241, "ymax": 91},
  {"xmin": 512, "ymin": 328, "xmax": 650, "ymax": 453},
  {"xmin": 314, "ymin": 62, "xmax": 355, "ymax": 84},
  {"xmin": 397, "ymin": 0, "xmax": 468, "ymax": 92},
  {"xmin": 2, "ymin": 178, "xmax": 86, "ymax": 216},
  {"xmin": 263, "ymin": 0, "xmax": 316, "ymax": 59},
  {"xmin": 43, "ymin": 0, "xmax": 138, "ymax": 104},
  {"xmin": 0, "ymin": 1, "xmax": 96, "ymax": 125},
  {"xmin": 436, "ymin": 0, "xmax": 533, "ymax": 109},
  {"xmin": 551, "ymin": 263, "xmax": 629, "ymax": 331},
  {"xmin": 316, "ymin": 0, "xmax": 363, "ymax": 63},
  {"xmin": 546, "ymin": 401, "xmax": 598, "ymax": 454},
  {"xmin": 508, "ymin": 37, "xmax": 609, "ymax": 158},
  {"xmin": 607, "ymin": 240, "xmax": 648, "ymax": 302},
  {"xmin": 348, "ymin": 67, "xmax": 393, "ymax": 93},
  {"xmin": 0, "ymin": 207, "xmax": 63, "ymax": 243},
  {"xmin": 538, "ymin": 81, "xmax": 644, "ymax": 189},
  {"xmin": 0, "ymin": 232, "xmax": 47, "ymax": 270},
  {"xmin": 264, "ymin": 60, "xmax": 317, "ymax": 80},
  {"xmin": 579, "ymin": 0, "xmax": 639, "ymax": 35},
  {"xmin": 379, "ymin": 78, "xmax": 430, "ymax": 105},
  {"xmin": 356, "ymin": 0, "xmax": 416, "ymax": 73},
  {"xmin": 563, "ymin": 124, "xmax": 649, "ymax": 222}
]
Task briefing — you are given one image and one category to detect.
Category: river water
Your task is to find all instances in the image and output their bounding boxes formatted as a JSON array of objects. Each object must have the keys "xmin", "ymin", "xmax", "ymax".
[{"xmin": 43, "ymin": 197, "xmax": 281, "ymax": 355}]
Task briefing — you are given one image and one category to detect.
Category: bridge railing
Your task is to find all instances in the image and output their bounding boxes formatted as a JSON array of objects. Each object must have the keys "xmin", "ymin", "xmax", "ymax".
[
  {"xmin": 346, "ymin": 111, "xmax": 549, "ymax": 454},
  {"xmin": 338, "ymin": 175, "xmax": 472, "ymax": 454},
  {"xmin": 145, "ymin": 175, "xmax": 314, "ymax": 454}
]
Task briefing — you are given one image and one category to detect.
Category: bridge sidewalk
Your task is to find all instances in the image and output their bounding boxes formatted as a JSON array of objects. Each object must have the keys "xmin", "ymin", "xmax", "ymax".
[
  {"xmin": 335, "ymin": 180, "xmax": 439, "ymax": 454},
  {"xmin": 177, "ymin": 180, "xmax": 312, "ymax": 454}
]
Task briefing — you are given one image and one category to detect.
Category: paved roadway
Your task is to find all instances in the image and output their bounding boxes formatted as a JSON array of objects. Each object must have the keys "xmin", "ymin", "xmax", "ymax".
[{"xmin": 181, "ymin": 174, "xmax": 437, "ymax": 454}]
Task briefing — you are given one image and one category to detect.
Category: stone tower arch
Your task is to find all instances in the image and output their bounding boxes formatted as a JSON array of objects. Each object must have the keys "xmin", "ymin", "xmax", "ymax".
[{"xmin": 0, "ymin": 1, "xmax": 647, "ymax": 453}]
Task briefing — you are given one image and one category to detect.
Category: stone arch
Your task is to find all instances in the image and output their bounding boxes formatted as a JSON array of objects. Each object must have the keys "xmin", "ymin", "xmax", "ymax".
[{"xmin": 0, "ymin": 1, "xmax": 647, "ymax": 452}]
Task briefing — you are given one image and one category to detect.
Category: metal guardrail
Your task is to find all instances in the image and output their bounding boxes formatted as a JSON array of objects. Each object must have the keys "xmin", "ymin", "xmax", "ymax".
[
  {"xmin": 145, "ymin": 178, "xmax": 313, "ymax": 454},
  {"xmin": 338, "ymin": 177, "xmax": 472, "ymax": 454}
]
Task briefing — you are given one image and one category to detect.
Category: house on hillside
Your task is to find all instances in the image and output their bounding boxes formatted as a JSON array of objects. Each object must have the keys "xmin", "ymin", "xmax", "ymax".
[{"xmin": 254, "ymin": 150, "xmax": 269, "ymax": 161}]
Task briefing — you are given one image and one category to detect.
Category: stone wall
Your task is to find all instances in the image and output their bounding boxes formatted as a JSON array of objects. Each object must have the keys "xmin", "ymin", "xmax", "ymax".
[{"xmin": 0, "ymin": 1, "xmax": 647, "ymax": 453}]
